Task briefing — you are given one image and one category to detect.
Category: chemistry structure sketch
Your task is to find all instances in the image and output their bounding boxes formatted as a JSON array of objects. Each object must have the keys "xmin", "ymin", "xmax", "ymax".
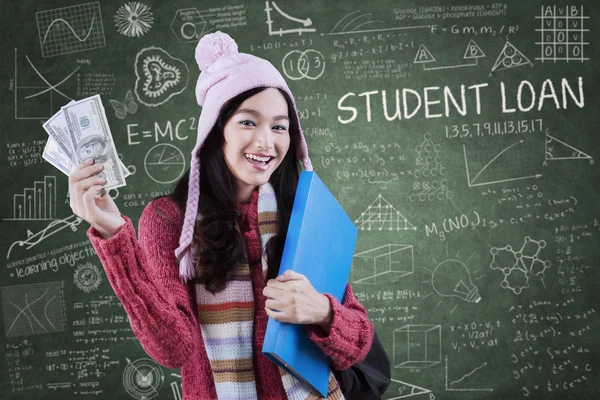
[
  {"xmin": 490, "ymin": 236, "xmax": 551, "ymax": 294},
  {"xmin": 36, "ymin": 2, "xmax": 106, "ymax": 58},
  {"xmin": 265, "ymin": 1, "xmax": 315, "ymax": 36}
]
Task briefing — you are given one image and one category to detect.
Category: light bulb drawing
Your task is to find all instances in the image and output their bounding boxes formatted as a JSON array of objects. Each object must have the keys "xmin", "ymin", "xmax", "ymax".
[{"xmin": 432, "ymin": 259, "xmax": 481, "ymax": 303}]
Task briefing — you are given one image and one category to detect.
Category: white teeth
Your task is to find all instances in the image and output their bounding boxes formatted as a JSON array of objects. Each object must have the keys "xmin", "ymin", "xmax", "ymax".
[{"xmin": 245, "ymin": 154, "xmax": 271, "ymax": 162}]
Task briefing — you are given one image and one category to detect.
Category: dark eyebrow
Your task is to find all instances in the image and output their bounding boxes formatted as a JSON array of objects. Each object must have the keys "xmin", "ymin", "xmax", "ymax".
[{"xmin": 235, "ymin": 108, "xmax": 290, "ymax": 122}]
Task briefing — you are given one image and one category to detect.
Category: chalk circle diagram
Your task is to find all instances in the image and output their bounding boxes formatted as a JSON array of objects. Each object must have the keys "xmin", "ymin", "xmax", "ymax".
[
  {"xmin": 114, "ymin": 2, "xmax": 154, "ymax": 38},
  {"xmin": 74, "ymin": 262, "xmax": 103, "ymax": 293},
  {"xmin": 265, "ymin": 1, "xmax": 315, "ymax": 36},
  {"xmin": 123, "ymin": 357, "xmax": 165, "ymax": 400},
  {"xmin": 490, "ymin": 236, "xmax": 551, "ymax": 295},
  {"xmin": 144, "ymin": 144, "xmax": 186, "ymax": 184},
  {"xmin": 490, "ymin": 41, "xmax": 533, "ymax": 74},
  {"xmin": 282, "ymin": 49, "xmax": 325, "ymax": 80},
  {"xmin": 36, "ymin": 2, "xmax": 106, "ymax": 58},
  {"xmin": 545, "ymin": 133, "xmax": 593, "ymax": 164},
  {"xmin": 134, "ymin": 47, "xmax": 189, "ymax": 107},
  {"xmin": 2, "ymin": 281, "xmax": 66, "ymax": 337}
]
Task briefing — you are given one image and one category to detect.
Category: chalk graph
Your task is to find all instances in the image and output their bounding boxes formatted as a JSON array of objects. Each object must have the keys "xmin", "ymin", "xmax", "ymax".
[
  {"xmin": 36, "ymin": 2, "xmax": 106, "ymax": 58},
  {"xmin": 2, "ymin": 282, "xmax": 66, "ymax": 337}
]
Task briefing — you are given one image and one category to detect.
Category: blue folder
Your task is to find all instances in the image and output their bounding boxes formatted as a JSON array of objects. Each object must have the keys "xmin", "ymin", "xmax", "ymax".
[{"xmin": 261, "ymin": 171, "xmax": 358, "ymax": 397}]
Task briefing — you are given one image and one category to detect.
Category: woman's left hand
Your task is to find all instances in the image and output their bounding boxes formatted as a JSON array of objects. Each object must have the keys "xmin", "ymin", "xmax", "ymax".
[{"xmin": 263, "ymin": 270, "xmax": 333, "ymax": 332}]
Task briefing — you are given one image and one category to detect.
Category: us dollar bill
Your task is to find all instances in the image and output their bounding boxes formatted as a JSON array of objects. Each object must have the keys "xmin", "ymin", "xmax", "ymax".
[
  {"xmin": 43, "ymin": 100, "xmax": 77, "ymax": 162},
  {"xmin": 62, "ymin": 95, "xmax": 126, "ymax": 190},
  {"xmin": 42, "ymin": 136, "xmax": 73, "ymax": 176}
]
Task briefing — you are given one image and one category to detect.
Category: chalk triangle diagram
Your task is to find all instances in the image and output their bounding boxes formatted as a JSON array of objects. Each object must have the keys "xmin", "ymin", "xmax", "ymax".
[
  {"xmin": 355, "ymin": 195, "xmax": 416, "ymax": 231},
  {"xmin": 386, "ymin": 379, "xmax": 432, "ymax": 399},
  {"xmin": 545, "ymin": 134, "xmax": 592, "ymax": 160},
  {"xmin": 491, "ymin": 41, "xmax": 532, "ymax": 72},
  {"xmin": 463, "ymin": 39, "xmax": 485, "ymax": 59},
  {"xmin": 413, "ymin": 44, "xmax": 436, "ymax": 64}
]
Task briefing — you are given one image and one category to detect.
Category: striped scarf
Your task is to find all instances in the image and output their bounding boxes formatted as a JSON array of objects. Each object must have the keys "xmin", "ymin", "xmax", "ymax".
[{"xmin": 194, "ymin": 183, "xmax": 344, "ymax": 400}]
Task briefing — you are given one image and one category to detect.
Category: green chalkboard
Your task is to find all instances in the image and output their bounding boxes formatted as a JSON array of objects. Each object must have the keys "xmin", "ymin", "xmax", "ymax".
[{"xmin": 1, "ymin": 0, "xmax": 599, "ymax": 399}]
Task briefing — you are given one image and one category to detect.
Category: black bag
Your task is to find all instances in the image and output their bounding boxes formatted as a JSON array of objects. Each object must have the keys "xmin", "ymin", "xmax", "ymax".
[{"xmin": 333, "ymin": 331, "xmax": 391, "ymax": 399}]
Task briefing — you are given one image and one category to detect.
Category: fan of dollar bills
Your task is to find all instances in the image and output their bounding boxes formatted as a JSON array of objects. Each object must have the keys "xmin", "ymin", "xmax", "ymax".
[{"xmin": 42, "ymin": 95, "xmax": 130, "ymax": 190}]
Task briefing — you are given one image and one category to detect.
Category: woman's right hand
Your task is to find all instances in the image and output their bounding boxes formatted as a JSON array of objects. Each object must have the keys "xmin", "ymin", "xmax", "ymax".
[{"xmin": 69, "ymin": 159, "xmax": 126, "ymax": 240}]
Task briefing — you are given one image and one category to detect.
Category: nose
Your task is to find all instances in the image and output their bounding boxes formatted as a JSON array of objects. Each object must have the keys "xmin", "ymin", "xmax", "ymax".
[{"xmin": 254, "ymin": 124, "xmax": 274, "ymax": 150}]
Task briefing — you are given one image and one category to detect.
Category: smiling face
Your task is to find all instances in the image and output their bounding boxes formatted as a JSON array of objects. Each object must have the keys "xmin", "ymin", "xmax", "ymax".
[{"xmin": 222, "ymin": 88, "xmax": 291, "ymax": 203}]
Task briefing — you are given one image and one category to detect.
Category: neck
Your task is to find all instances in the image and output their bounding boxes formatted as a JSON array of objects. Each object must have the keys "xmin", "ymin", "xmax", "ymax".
[{"xmin": 236, "ymin": 184, "xmax": 257, "ymax": 204}]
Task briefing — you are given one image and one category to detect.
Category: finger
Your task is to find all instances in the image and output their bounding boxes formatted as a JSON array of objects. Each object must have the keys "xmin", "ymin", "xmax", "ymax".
[
  {"xmin": 69, "ymin": 162, "xmax": 104, "ymax": 184},
  {"xmin": 75, "ymin": 175, "xmax": 106, "ymax": 193},
  {"xmin": 265, "ymin": 279, "xmax": 287, "ymax": 290},
  {"xmin": 263, "ymin": 285, "xmax": 285, "ymax": 300},
  {"xmin": 82, "ymin": 184, "xmax": 105, "ymax": 217},
  {"xmin": 276, "ymin": 270, "xmax": 306, "ymax": 282},
  {"xmin": 265, "ymin": 298, "xmax": 282, "ymax": 310},
  {"xmin": 265, "ymin": 307, "xmax": 289, "ymax": 323}
]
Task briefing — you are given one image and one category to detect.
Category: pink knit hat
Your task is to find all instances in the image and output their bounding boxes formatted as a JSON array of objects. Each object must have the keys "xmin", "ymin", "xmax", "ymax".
[{"xmin": 175, "ymin": 31, "xmax": 313, "ymax": 280}]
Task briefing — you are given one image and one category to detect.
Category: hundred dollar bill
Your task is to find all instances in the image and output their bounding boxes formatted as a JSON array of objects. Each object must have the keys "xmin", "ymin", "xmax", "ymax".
[
  {"xmin": 62, "ymin": 95, "xmax": 126, "ymax": 190},
  {"xmin": 43, "ymin": 101, "xmax": 77, "ymax": 162},
  {"xmin": 42, "ymin": 136, "xmax": 73, "ymax": 176}
]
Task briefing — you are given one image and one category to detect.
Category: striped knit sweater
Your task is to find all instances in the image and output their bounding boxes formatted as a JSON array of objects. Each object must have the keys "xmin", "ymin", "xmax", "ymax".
[{"xmin": 87, "ymin": 191, "xmax": 374, "ymax": 400}]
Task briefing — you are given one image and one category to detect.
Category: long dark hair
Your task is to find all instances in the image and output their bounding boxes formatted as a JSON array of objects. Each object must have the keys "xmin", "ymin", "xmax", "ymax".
[{"xmin": 167, "ymin": 87, "xmax": 300, "ymax": 292}]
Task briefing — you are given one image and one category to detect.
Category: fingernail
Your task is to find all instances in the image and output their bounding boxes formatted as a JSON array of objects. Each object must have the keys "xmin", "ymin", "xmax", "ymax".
[
  {"xmin": 87, "ymin": 159, "xmax": 94, "ymax": 165},
  {"xmin": 91, "ymin": 159, "xmax": 95, "ymax": 165}
]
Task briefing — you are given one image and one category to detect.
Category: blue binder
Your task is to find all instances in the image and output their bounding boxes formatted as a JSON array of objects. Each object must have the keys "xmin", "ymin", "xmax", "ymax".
[{"xmin": 262, "ymin": 171, "xmax": 358, "ymax": 397}]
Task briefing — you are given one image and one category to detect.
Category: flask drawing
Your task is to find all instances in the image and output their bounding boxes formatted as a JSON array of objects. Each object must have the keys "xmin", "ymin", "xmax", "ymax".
[{"xmin": 431, "ymin": 259, "xmax": 481, "ymax": 303}]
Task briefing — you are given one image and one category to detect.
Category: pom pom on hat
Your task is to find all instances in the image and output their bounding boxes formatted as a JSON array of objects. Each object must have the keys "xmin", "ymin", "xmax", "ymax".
[{"xmin": 195, "ymin": 31, "xmax": 239, "ymax": 72}]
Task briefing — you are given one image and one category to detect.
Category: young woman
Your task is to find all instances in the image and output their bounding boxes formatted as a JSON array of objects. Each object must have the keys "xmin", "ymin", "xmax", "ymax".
[{"xmin": 68, "ymin": 32, "xmax": 375, "ymax": 400}]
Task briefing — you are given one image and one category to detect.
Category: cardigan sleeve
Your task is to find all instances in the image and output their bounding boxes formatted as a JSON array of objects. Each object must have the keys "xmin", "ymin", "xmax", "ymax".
[
  {"xmin": 87, "ymin": 197, "xmax": 200, "ymax": 369},
  {"xmin": 306, "ymin": 283, "xmax": 375, "ymax": 370}
]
